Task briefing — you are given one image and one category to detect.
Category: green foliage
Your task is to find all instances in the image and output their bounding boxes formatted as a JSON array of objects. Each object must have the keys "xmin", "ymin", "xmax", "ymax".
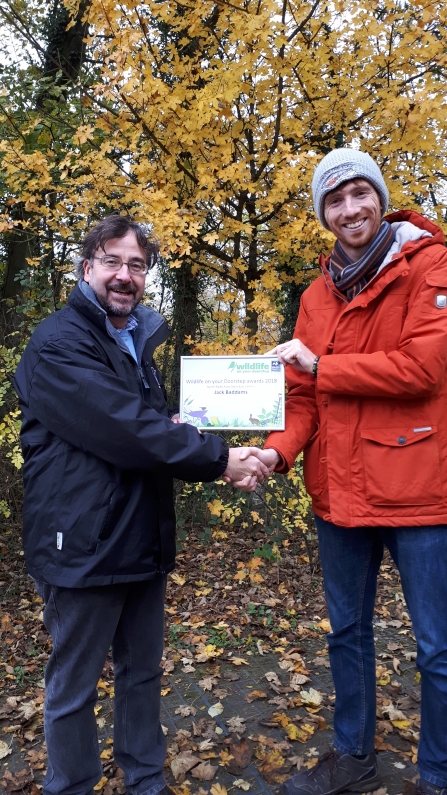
[
  {"xmin": 253, "ymin": 543, "xmax": 281, "ymax": 562},
  {"xmin": 0, "ymin": 499, "xmax": 11, "ymax": 518}
]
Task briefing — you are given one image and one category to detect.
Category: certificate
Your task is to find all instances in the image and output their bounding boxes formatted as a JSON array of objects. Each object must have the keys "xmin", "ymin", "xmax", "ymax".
[{"xmin": 180, "ymin": 356, "xmax": 285, "ymax": 431}]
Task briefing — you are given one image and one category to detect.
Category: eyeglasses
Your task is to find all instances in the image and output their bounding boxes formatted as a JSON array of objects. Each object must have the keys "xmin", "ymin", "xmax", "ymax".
[{"xmin": 93, "ymin": 255, "xmax": 149, "ymax": 275}]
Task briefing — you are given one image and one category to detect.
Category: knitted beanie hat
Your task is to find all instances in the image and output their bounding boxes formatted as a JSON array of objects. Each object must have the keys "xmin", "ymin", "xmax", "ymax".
[{"xmin": 312, "ymin": 148, "xmax": 389, "ymax": 229}]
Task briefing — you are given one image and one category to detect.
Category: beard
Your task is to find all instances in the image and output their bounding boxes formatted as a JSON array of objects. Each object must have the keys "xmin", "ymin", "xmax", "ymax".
[{"xmin": 95, "ymin": 283, "xmax": 139, "ymax": 318}]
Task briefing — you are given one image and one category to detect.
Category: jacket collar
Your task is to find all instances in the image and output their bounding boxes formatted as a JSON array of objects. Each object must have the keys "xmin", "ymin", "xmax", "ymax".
[
  {"xmin": 68, "ymin": 282, "xmax": 170, "ymax": 362},
  {"xmin": 319, "ymin": 210, "xmax": 445, "ymax": 309}
]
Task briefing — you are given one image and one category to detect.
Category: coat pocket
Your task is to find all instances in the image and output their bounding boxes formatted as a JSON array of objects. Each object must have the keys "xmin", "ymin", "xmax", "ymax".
[
  {"xmin": 360, "ymin": 426, "xmax": 442, "ymax": 505},
  {"xmin": 84, "ymin": 482, "xmax": 116, "ymax": 553}
]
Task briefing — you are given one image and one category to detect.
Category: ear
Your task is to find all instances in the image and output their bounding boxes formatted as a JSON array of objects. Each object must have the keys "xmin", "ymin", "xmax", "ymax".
[{"xmin": 83, "ymin": 259, "xmax": 92, "ymax": 283}]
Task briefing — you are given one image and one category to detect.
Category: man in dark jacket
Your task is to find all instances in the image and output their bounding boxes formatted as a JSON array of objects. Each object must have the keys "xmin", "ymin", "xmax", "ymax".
[{"xmin": 14, "ymin": 215, "xmax": 268, "ymax": 795}]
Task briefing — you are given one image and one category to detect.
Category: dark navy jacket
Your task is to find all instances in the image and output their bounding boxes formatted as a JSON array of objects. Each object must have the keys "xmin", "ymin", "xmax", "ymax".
[{"xmin": 14, "ymin": 283, "xmax": 229, "ymax": 587}]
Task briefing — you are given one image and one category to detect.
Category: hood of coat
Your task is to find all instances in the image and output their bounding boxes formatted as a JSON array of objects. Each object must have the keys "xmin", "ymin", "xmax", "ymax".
[
  {"xmin": 385, "ymin": 209, "xmax": 445, "ymax": 245},
  {"xmin": 319, "ymin": 210, "xmax": 445, "ymax": 298}
]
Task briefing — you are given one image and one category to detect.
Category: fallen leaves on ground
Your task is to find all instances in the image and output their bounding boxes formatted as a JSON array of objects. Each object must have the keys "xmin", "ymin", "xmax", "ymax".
[
  {"xmin": 0, "ymin": 526, "xmax": 421, "ymax": 793},
  {"xmin": 171, "ymin": 751, "xmax": 201, "ymax": 783},
  {"xmin": 226, "ymin": 716, "xmax": 247, "ymax": 735},
  {"xmin": 227, "ymin": 738, "xmax": 253, "ymax": 774},
  {"xmin": 191, "ymin": 761, "xmax": 218, "ymax": 780},
  {"xmin": 0, "ymin": 739, "xmax": 12, "ymax": 759},
  {"xmin": 1, "ymin": 768, "xmax": 34, "ymax": 794},
  {"xmin": 257, "ymin": 747, "xmax": 292, "ymax": 784},
  {"xmin": 175, "ymin": 705, "xmax": 197, "ymax": 717},
  {"xmin": 245, "ymin": 689, "xmax": 267, "ymax": 703},
  {"xmin": 208, "ymin": 702, "xmax": 224, "ymax": 718},
  {"xmin": 300, "ymin": 688, "xmax": 323, "ymax": 707},
  {"xmin": 233, "ymin": 779, "xmax": 251, "ymax": 791}
]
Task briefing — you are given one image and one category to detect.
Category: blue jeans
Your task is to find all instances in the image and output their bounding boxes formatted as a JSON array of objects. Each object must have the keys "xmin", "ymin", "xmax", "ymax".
[
  {"xmin": 35, "ymin": 577, "xmax": 167, "ymax": 795},
  {"xmin": 315, "ymin": 517, "xmax": 447, "ymax": 787}
]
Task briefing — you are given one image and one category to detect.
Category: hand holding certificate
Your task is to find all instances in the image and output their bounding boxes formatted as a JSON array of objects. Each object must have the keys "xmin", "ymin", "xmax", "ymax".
[{"xmin": 266, "ymin": 338, "xmax": 316, "ymax": 373}]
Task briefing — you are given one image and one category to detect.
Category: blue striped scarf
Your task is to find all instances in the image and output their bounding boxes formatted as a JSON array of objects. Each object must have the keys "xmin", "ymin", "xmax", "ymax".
[{"xmin": 329, "ymin": 221, "xmax": 395, "ymax": 301}]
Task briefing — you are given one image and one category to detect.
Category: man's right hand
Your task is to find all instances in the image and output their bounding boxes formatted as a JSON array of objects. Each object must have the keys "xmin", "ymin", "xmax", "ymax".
[
  {"xmin": 238, "ymin": 447, "xmax": 281, "ymax": 472},
  {"xmin": 222, "ymin": 448, "xmax": 271, "ymax": 492}
]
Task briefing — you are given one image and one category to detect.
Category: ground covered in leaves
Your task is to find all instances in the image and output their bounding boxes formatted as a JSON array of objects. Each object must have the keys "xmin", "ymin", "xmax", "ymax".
[{"xmin": 0, "ymin": 523, "xmax": 421, "ymax": 795}]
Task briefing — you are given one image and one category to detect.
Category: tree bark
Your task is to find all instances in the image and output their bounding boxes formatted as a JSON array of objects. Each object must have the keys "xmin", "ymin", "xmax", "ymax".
[
  {"xmin": 244, "ymin": 221, "xmax": 259, "ymax": 347},
  {"xmin": 166, "ymin": 260, "xmax": 200, "ymax": 408},
  {"xmin": 37, "ymin": 0, "xmax": 90, "ymax": 106}
]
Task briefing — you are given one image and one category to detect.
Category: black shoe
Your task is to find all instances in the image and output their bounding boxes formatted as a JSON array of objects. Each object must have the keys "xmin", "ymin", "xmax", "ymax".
[
  {"xmin": 415, "ymin": 780, "xmax": 447, "ymax": 795},
  {"xmin": 282, "ymin": 748, "xmax": 381, "ymax": 795}
]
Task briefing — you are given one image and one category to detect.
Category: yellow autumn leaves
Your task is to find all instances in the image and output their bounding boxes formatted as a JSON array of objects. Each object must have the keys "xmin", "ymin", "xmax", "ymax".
[{"xmin": 1, "ymin": 0, "xmax": 447, "ymax": 344}]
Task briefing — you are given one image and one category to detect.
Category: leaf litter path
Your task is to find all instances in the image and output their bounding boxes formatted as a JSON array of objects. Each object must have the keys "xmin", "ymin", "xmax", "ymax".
[{"xmin": 0, "ymin": 528, "xmax": 420, "ymax": 795}]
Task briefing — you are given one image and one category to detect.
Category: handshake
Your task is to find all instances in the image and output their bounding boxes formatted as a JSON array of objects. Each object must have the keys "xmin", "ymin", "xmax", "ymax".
[
  {"xmin": 222, "ymin": 447, "xmax": 281, "ymax": 492},
  {"xmin": 170, "ymin": 415, "xmax": 280, "ymax": 490}
]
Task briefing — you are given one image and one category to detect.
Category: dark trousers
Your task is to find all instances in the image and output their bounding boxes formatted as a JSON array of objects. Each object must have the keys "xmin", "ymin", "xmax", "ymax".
[{"xmin": 35, "ymin": 577, "xmax": 167, "ymax": 795}]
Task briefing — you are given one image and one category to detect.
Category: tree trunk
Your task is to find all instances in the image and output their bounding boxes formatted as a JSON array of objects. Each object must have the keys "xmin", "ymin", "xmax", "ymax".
[
  {"xmin": 0, "ymin": 203, "xmax": 36, "ymax": 341},
  {"xmin": 244, "ymin": 283, "xmax": 258, "ymax": 346},
  {"xmin": 167, "ymin": 260, "xmax": 200, "ymax": 408},
  {"xmin": 37, "ymin": 0, "xmax": 90, "ymax": 106},
  {"xmin": 279, "ymin": 281, "xmax": 309, "ymax": 343},
  {"xmin": 244, "ymin": 225, "xmax": 259, "ymax": 348}
]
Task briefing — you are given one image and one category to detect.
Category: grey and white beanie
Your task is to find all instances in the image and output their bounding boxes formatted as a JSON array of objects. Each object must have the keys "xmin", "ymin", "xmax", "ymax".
[{"xmin": 312, "ymin": 148, "xmax": 389, "ymax": 229}]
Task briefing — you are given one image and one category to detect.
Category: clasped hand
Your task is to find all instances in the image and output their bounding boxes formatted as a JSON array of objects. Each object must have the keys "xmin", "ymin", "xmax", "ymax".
[
  {"xmin": 222, "ymin": 447, "xmax": 281, "ymax": 492},
  {"xmin": 170, "ymin": 415, "xmax": 279, "ymax": 491}
]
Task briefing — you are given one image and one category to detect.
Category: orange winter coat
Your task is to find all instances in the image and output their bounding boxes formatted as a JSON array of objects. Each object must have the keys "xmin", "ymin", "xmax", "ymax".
[{"xmin": 265, "ymin": 210, "xmax": 447, "ymax": 527}]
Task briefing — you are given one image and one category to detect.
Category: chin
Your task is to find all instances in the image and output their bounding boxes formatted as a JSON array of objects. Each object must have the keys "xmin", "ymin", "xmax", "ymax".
[{"xmin": 107, "ymin": 302, "xmax": 135, "ymax": 317}]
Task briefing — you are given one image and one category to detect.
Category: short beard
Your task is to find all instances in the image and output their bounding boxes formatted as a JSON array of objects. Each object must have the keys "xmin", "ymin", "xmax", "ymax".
[{"xmin": 94, "ymin": 285, "xmax": 139, "ymax": 318}]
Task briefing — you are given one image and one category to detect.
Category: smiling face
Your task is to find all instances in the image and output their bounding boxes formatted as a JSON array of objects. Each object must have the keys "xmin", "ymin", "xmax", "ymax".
[
  {"xmin": 83, "ymin": 230, "xmax": 147, "ymax": 328},
  {"xmin": 323, "ymin": 179, "xmax": 383, "ymax": 261}
]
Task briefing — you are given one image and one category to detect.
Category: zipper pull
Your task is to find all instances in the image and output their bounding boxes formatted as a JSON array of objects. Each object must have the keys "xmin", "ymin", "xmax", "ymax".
[
  {"xmin": 138, "ymin": 366, "xmax": 150, "ymax": 389},
  {"xmin": 151, "ymin": 366, "xmax": 162, "ymax": 389}
]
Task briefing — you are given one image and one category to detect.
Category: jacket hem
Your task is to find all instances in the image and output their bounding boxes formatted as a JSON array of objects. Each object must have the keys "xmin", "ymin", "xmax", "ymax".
[
  {"xmin": 27, "ymin": 563, "xmax": 175, "ymax": 589},
  {"xmin": 312, "ymin": 506, "xmax": 447, "ymax": 528}
]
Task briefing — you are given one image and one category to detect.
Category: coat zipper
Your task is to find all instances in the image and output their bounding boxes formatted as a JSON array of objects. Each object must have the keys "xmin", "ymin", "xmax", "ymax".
[
  {"xmin": 138, "ymin": 365, "xmax": 150, "ymax": 389},
  {"xmin": 151, "ymin": 366, "xmax": 162, "ymax": 389}
]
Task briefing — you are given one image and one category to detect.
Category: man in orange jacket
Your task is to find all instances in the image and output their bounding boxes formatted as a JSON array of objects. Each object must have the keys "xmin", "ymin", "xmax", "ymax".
[{"xmin": 251, "ymin": 149, "xmax": 447, "ymax": 795}]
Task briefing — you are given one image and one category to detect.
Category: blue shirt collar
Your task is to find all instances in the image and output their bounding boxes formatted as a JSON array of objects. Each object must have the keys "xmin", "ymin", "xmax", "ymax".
[{"xmin": 123, "ymin": 314, "xmax": 138, "ymax": 334}]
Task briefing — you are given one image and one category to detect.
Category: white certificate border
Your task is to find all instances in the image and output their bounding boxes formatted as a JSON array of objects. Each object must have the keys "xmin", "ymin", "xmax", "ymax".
[{"xmin": 180, "ymin": 355, "xmax": 285, "ymax": 431}]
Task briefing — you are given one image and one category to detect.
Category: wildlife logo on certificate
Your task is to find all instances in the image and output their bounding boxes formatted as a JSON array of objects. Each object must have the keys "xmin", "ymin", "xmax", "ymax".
[{"xmin": 180, "ymin": 356, "xmax": 285, "ymax": 431}]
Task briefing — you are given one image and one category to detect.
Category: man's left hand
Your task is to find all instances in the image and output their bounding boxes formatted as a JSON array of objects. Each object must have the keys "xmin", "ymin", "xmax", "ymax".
[{"xmin": 266, "ymin": 339, "xmax": 316, "ymax": 373}]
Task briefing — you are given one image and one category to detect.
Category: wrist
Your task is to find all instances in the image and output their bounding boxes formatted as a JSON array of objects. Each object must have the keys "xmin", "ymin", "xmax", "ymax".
[
  {"xmin": 311, "ymin": 355, "xmax": 320, "ymax": 378},
  {"xmin": 221, "ymin": 447, "xmax": 230, "ymax": 474},
  {"xmin": 263, "ymin": 448, "xmax": 281, "ymax": 469},
  {"xmin": 270, "ymin": 450, "xmax": 281, "ymax": 466}
]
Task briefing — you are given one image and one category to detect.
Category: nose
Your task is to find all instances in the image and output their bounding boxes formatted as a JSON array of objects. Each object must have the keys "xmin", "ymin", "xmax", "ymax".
[
  {"xmin": 115, "ymin": 263, "xmax": 132, "ymax": 281},
  {"xmin": 343, "ymin": 195, "xmax": 358, "ymax": 216}
]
